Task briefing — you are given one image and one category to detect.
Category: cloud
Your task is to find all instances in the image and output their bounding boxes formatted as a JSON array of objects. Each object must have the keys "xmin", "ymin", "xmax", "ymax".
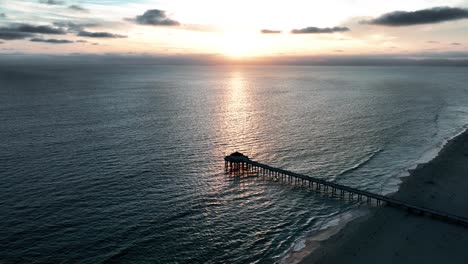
[
  {"xmin": 261, "ymin": 29, "xmax": 281, "ymax": 34},
  {"xmin": 8, "ymin": 24, "xmax": 66, "ymax": 34},
  {"xmin": 451, "ymin": 42, "xmax": 462, "ymax": 45},
  {"xmin": 0, "ymin": 13, "xmax": 6, "ymax": 18},
  {"xmin": 78, "ymin": 30, "xmax": 126, "ymax": 38},
  {"xmin": 53, "ymin": 21, "xmax": 99, "ymax": 32},
  {"xmin": 427, "ymin": 40, "xmax": 439, "ymax": 43},
  {"xmin": 291, "ymin": 26, "xmax": 350, "ymax": 34},
  {"xmin": 30, "ymin": 38, "xmax": 73, "ymax": 44},
  {"xmin": 39, "ymin": 0, "xmax": 65, "ymax": 5},
  {"xmin": 0, "ymin": 24, "xmax": 66, "ymax": 40},
  {"xmin": 68, "ymin": 5, "xmax": 89, "ymax": 12},
  {"xmin": 0, "ymin": 31, "xmax": 34, "ymax": 40},
  {"xmin": 76, "ymin": 40, "xmax": 87, "ymax": 43},
  {"xmin": 362, "ymin": 7, "xmax": 468, "ymax": 26},
  {"xmin": 128, "ymin": 9, "xmax": 180, "ymax": 26}
]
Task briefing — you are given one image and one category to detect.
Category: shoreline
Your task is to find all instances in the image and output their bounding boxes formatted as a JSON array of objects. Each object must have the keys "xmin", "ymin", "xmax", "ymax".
[
  {"xmin": 299, "ymin": 127, "xmax": 468, "ymax": 263},
  {"xmin": 282, "ymin": 208, "xmax": 369, "ymax": 264},
  {"xmin": 282, "ymin": 126, "xmax": 467, "ymax": 264}
]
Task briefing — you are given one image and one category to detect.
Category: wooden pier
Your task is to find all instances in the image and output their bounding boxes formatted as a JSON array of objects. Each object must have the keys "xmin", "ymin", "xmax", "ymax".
[{"xmin": 224, "ymin": 152, "xmax": 468, "ymax": 228}]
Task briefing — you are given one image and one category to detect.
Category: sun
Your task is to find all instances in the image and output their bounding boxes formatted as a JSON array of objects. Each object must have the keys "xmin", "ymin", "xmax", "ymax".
[{"xmin": 220, "ymin": 32, "xmax": 261, "ymax": 58}]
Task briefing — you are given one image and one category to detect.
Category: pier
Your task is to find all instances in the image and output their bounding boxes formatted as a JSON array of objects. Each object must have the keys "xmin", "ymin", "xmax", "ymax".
[{"xmin": 224, "ymin": 152, "xmax": 468, "ymax": 228}]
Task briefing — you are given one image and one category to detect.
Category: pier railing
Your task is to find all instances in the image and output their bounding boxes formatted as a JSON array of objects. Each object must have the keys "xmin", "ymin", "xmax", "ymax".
[{"xmin": 224, "ymin": 152, "xmax": 468, "ymax": 228}]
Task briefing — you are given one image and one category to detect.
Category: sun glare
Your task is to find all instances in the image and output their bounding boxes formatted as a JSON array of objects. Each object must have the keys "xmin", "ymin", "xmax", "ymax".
[{"xmin": 220, "ymin": 32, "xmax": 262, "ymax": 58}]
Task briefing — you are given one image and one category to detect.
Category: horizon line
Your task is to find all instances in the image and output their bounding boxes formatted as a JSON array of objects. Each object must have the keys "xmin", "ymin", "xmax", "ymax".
[{"xmin": 1, "ymin": 52, "xmax": 468, "ymax": 66}]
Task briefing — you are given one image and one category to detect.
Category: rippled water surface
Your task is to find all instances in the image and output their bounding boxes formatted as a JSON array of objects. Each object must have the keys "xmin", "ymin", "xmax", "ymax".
[{"xmin": 1, "ymin": 64, "xmax": 468, "ymax": 263}]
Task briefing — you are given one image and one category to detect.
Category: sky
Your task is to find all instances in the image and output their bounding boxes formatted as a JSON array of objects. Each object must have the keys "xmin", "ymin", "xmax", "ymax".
[{"xmin": 1, "ymin": 0, "xmax": 468, "ymax": 60}]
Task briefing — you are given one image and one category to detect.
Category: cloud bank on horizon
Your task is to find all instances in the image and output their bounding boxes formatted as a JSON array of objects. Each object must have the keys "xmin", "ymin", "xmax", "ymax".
[{"xmin": 0, "ymin": 0, "xmax": 467, "ymax": 57}]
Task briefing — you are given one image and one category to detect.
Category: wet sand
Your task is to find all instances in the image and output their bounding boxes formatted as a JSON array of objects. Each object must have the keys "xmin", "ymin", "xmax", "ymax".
[
  {"xmin": 283, "ymin": 209, "xmax": 369, "ymax": 264},
  {"xmin": 300, "ymin": 128, "xmax": 468, "ymax": 264}
]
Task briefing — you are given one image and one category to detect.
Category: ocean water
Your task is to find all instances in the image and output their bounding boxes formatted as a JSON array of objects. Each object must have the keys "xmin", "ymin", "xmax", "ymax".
[{"xmin": 1, "ymin": 64, "xmax": 468, "ymax": 263}]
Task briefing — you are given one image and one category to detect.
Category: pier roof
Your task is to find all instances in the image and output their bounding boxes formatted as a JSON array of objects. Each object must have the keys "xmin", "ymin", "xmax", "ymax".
[{"xmin": 224, "ymin": 152, "xmax": 250, "ymax": 162}]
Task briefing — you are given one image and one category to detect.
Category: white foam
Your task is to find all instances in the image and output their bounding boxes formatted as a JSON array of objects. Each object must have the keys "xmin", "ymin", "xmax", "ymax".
[
  {"xmin": 292, "ymin": 238, "xmax": 306, "ymax": 251},
  {"xmin": 281, "ymin": 208, "xmax": 369, "ymax": 264}
]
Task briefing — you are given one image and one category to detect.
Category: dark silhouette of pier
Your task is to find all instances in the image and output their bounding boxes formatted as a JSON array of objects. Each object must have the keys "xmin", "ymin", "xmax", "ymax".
[{"xmin": 224, "ymin": 152, "xmax": 468, "ymax": 228}]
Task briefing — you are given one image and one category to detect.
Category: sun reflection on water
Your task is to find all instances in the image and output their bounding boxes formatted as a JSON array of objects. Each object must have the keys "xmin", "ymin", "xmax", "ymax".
[{"xmin": 221, "ymin": 69, "xmax": 260, "ymax": 156}]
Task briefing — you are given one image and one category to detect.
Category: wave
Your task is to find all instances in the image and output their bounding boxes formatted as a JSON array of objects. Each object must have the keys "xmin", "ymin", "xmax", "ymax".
[
  {"xmin": 431, "ymin": 103, "xmax": 444, "ymax": 138},
  {"xmin": 333, "ymin": 148, "xmax": 383, "ymax": 181}
]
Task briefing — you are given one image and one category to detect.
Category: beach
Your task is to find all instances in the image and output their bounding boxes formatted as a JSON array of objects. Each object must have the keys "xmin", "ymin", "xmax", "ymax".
[{"xmin": 300, "ymin": 128, "xmax": 468, "ymax": 263}]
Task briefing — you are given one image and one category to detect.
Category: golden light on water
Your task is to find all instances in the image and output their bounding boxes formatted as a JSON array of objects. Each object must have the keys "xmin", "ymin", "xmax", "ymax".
[
  {"xmin": 220, "ymin": 69, "xmax": 254, "ymax": 153},
  {"xmin": 226, "ymin": 70, "xmax": 250, "ymax": 133},
  {"xmin": 217, "ymin": 69, "xmax": 268, "ymax": 160}
]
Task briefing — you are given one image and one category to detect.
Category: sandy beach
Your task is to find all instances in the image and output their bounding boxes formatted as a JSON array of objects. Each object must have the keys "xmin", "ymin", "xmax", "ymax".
[{"xmin": 300, "ymin": 128, "xmax": 468, "ymax": 264}]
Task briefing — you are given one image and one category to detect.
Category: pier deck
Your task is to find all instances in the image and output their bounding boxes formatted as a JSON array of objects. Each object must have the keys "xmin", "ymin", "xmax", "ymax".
[{"xmin": 224, "ymin": 152, "xmax": 468, "ymax": 228}]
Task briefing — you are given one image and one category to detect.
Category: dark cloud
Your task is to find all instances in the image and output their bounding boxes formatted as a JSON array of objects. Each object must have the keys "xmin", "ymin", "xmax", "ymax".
[
  {"xmin": 78, "ymin": 30, "xmax": 127, "ymax": 38},
  {"xmin": 30, "ymin": 38, "xmax": 73, "ymax": 44},
  {"xmin": 0, "ymin": 31, "xmax": 33, "ymax": 40},
  {"xmin": 129, "ymin": 9, "xmax": 180, "ymax": 26},
  {"xmin": 0, "ymin": 13, "xmax": 6, "ymax": 18},
  {"xmin": 427, "ymin": 41, "xmax": 439, "ymax": 43},
  {"xmin": 362, "ymin": 7, "xmax": 468, "ymax": 26},
  {"xmin": 68, "ymin": 5, "xmax": 88, "ymax": 12},
  {"xmin": 76, "ymin": 40, "xmax": 87, "ymax": 43},
  {"xmin": 291, "ymin": 26, "xmax": 350, "ymax": 34},
  {"xmin": 53, "ymin": 21, "xmax": 99, "ymax": 32},
  {"xmin": 451, "ymin": 42, "xmax": 462, "ymax": 45},
  {"xmin": 0, "ymin": 24, "xmax": 65, "ymax": 40},
  {"xmin": 261, "ymin": 29, "xmax": 281, "ymax": 34},
  {"xmin": 39, "ymin": 0, "xmax": 65, "ymax": 5},
  {"xmin": 6, "ymin": 24, "xmax": 67, "ymax": 34}
]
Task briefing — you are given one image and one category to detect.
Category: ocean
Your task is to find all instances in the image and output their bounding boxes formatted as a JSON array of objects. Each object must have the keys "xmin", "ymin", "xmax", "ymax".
[{"xmin": 1, "ymin": 64, "xmax": 468, "ymax": 263}]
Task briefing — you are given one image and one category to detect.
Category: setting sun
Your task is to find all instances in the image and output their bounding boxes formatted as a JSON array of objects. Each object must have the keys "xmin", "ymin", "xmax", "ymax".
[{"xmin": 220, "ymin": 32, "xmax": 265, "ymax": 58}]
